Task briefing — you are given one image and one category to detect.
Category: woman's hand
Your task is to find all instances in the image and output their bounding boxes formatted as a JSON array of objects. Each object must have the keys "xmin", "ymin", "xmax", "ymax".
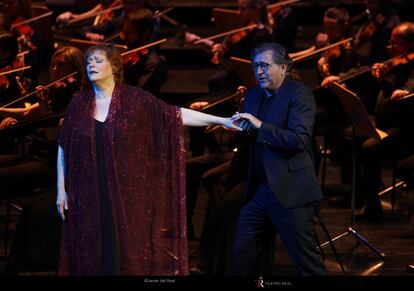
[{"xmin": 56, "ymin": 190, "xmax": 68, "ymax": 221}]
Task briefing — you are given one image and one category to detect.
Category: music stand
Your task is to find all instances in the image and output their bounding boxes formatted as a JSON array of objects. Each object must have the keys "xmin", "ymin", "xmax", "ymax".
[{"xmin": 324, "ymin": 82, "xmax": 387, "ymax": 259}]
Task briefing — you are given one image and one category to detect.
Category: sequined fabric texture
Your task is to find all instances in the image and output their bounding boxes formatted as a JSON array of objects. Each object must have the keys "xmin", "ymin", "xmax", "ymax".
[{"xmin": 57, "ymin": 84, "xmax": 188, "ymax": 275}]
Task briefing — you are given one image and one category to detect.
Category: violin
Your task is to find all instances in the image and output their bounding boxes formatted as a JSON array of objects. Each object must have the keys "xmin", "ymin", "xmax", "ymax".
[
  {"xmin": 354, "ymin": 13, "xmax": 386, "ymax": 59},
  {"xmin": 0, "ymin": 65, "xmax": 12, "ymax": 92},
  {"xmin": 372, "ymin": 52, "xmax": 414, "ymax": 79},
  {"xmin": 120, "ymin": 38, "xmax": 168, "ymax": 68},
  {"xmin": 122, "ymin": 48, "xmax": 149, "ymax": 68},
  {"xmin": 11, "ymin": 15, "xmax": 37, "ymax": 51},
  {"xmin": 211, "ymin": 22, "xmax": 258, "ymax": 65},
  {"xmin": 318, "ymin": 40, "xmax": 351, "ymax": 77},
  {"xmin": 94, "ymin": 0, "xmax": 123, "ymax": 26},
  {"xmin": 267, "ymin": 0, "xmax": 302, "ymax": 29}
]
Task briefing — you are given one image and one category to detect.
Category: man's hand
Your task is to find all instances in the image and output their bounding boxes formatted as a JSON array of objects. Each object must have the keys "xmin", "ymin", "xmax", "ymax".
[
  {"xmin": 56, "ymin": 11, "xmax": 74, "ymax": 24},
  {"xmin": 85, "ymin": 32, "xmax": 105, "ymax": 42},
  {"xmin": 232, "ymin": 112, "xmax": 262, "ymax": 129},
  {"xmin": 189, "ymin": 101, "xmax": 209, "ymax": 111},
  {"xmin": 371, "ymin": 63, "xmax": 387, "ymax": 79},
  {"xmin": 321, "ymin": 75, "xmax": 340, "ymax": 88}
]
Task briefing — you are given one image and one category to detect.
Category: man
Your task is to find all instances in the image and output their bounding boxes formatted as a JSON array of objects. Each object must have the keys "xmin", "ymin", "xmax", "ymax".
[
  {"xmin": 231, "ymin": 42, "xmax": 326, "ymax": 275},
  {"xmin": 354, "ymin": 22, "xmax": 414, "ymax": 220}
]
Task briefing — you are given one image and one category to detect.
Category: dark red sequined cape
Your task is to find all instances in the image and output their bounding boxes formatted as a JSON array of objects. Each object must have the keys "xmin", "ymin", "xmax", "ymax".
[{"xmin": 58, "ymin": 84, "xmax": 188, "ymax": 275}]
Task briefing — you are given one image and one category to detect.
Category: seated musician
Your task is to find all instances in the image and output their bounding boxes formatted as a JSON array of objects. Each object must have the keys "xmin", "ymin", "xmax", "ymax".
[
  {"xmin": 119, "ymin": 8, "xmax": 167, "ymax": 96},
  {"xmin": 0, "ymin": 32, "xmax": 20, "ymax": 104},
  {"xmin": 55, "ymin": 0, "xmax": 122, "ymax": 25},
  {"xmin": 1, "ymin": 0, "xmax": 43, "ymax": 89},
  {"xmin": 351, "ymin": 22, "xmax": 414, "ymax": 221},
  {"xmin": 80, "ymin": 0, "xmax": 147, "ymax": 42},
  {"xmin": 0, "ymin": 46, "xmax": 86, "ymax": 126}
]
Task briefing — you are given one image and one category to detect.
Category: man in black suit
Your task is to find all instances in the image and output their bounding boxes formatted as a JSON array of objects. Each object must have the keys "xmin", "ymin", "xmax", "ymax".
[{"xmin": 231, "ymin": 42, "xmax": 326, "ymax": 275}]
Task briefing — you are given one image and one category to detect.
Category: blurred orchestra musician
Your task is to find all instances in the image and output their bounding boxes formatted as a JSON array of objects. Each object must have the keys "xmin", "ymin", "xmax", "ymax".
[
  {"xmin": 313, "ymin": 7, "xmax": 357, "ymax": 131},
  {"xmin": 1, "ymin": 46, "xmax": 86, "ymax": 274},
  {"xmin": 0, "ymin": 32, "xmax": 21, "ymax": 104},
  {"xmin": 353, "ymin": 22, "xmax": 414, "ymax": 221},
  {"xmin": 80, "ymin": 0, "xmax": 147, "ymax": 42},
  {"xmin": 268, "ymin": 0, "xmax": 298, "ymax": 52},
  {"xmin": 119, "ymin": 8, "xmax": 167, "ymax": 96},
  {"xmin": 185, "ymin": 0, "xmax": 273, "ymax": 158}
]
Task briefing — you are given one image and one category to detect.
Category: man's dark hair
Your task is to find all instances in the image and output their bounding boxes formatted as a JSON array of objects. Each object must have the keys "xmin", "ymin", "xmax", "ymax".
[
  {"xmin": 251, "ymin": 42, "xmax": 293, "ymax": 72},
  {"xmin": 325, "ymin": 7, "xmax": 350, "ymax": 26},
  {"xmin": 124, "ymin": 8, "xmax": 154, "ymax": 32}
]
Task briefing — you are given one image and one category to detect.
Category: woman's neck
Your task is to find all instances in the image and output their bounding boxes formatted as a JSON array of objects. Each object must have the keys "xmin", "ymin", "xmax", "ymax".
[{"xmin": 93, "ymin": 78, "xmax": 116, "ymax": 100}]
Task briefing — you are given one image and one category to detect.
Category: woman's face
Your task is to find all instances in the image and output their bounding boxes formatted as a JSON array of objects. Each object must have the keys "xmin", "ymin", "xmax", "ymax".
[
  {"xmin": 51, "ymin": 54, "xmax": 75, "ymax": 80},
  {"xmin": 86, "ymin": 50, "xmax": 114, "ymax": 83}
]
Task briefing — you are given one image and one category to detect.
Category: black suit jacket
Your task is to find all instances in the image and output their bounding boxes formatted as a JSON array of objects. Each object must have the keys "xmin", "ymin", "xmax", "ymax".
[{"xmin": 243, "ymin": 76, "xmax": 322, "ymax": 208}]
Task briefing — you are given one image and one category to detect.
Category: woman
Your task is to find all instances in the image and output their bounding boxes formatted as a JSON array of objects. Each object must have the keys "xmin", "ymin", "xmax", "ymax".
[
  {"xmin": 2, "ymin": 46, "xmax": 86, "ymax": 274},
  {"xmin": 0, "ymin": 46, "xmax": 85, "ymax": 124},
  {"xmin": 56, "ymin": 44, "xmax": 240, "ymax": 275}
]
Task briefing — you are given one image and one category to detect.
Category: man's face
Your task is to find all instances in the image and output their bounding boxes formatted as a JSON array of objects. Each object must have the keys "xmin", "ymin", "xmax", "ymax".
[
  {"xmin": 324, "ymin": 17, "xmax": 344, "ymax": 41},
  {"xmin": 238, "ymin": 0, "xmax": 259, "ymax": 25},
  {"xmin": 252, "ymin": 50, "xmax": 287, "ymax": 93},
  {"xmin": 123, "ymin": 0, "xmax": 146, "ymax": 14},
  {"xmin": 120, "ymin": 21, "xmax": 146, "ymax": 48}
]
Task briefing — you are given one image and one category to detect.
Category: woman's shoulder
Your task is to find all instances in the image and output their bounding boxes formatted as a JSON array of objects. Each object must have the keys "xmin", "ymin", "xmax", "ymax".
[{"xmin": 120, "ymin": 84, "xmax": 160, "ymax": 104}]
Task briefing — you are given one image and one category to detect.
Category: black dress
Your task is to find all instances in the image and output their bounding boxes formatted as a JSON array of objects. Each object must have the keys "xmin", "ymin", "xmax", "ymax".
[{"xmin": 96, "ymin": 120, "xmax": 120, "ymax": 275}]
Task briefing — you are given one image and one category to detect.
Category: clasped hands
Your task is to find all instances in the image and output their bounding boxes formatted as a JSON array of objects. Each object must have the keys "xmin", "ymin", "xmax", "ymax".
[{"xmin": 230, "ymin": 112, "xmax": 262, "ymax": 131}]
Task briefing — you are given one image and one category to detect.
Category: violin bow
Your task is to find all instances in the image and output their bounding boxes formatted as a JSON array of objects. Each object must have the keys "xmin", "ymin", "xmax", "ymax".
[
  {"xmin": 193, "ymin": 23, "xmax": 258, "ymax": 44},
  {"xmin": 201, "ymin": 86, "xmax": 246, "ymax": 111},
  {"xmin": 120, "ymin": 38, "xmax": 168, "ymax": 56},
  {"xmin": 292, "ymin": 37, "xmax": 353, "ymax": 63},
  {"xmin": 66, "ymin": 4, "xmax": 124, "ymax": 25},
  {"xmin": 338, "ymin": 54, "xmax": 404, "ymax": 84},
  {"xmin": 0, "ymin": 66, "xmax": 31, "ymax": 76},
  {"xmin": 1, "ymin": 71, "xmax": 78, "ymax": 108},
  {"xmin": 104, "ymin": 8, "xmax": 177, "ymax": 43},
  {"xmin": 10, "ymin": 11, "xmax": 53, "ymax": 29},
  {"xmin": 53, "ymin": 35, "xmax": 128, "ymax": 50},
  {"xmin": 268, "ymin": 0, "xmax": 302, "ymax": 10}
]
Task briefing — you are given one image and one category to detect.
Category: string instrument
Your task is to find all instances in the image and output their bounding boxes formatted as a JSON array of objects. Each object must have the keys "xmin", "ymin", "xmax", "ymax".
[
  {"xmin": 336, "ymin": 54, "xmax": 406, "ymax": 84},
  {"xmin": 203, "ymin": 86, "xmax": 247, "ymax": 133},
  {"xmin": 104, "ymin": 7, "xmax": 177, "ymax": 43},
  {"xmin": 374, "ymin": 52, "xmax": 414, "ymax": 77},
  {"xmin": 292, "ymin": 37, "xmax": 353, "ymax": 63},
  {"xmin": 120, "ymin": 38, "xmax": 168, "ymax": 68},
  {"xmin": 267, "ymin": 0, "xmax": 302, "ymax": 28},
  {"xmin": 201, "ymin": 86, "xmax": 247, "ymax": 112},
  {"xmin": 0, "ymin": 65, "xmax": 31, "ymax": 93},
  {"xmin": 318, "ymin": 39, "xmax": 352, "ymax": 77},
  {"xmin": 1, "ymin": 71, "xmax": 77, "ymax": 108},
  {"xmin": 11, "ymin": 12, "xmax": 53, "ymax": 51},
  {"xmin": 193, "ymin": 23, "xmax": 258, "ymax": 65},
  {"xmin": 53, "ymin": 35, "xmax": 128, "ymax": 51},
  {"xmin": 94, "ymin": 0, "xmax": 123, "ymax": 26},
  {"xmin": 354, "ymin": 13, "xmax": 386, "ymax": 60}
]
